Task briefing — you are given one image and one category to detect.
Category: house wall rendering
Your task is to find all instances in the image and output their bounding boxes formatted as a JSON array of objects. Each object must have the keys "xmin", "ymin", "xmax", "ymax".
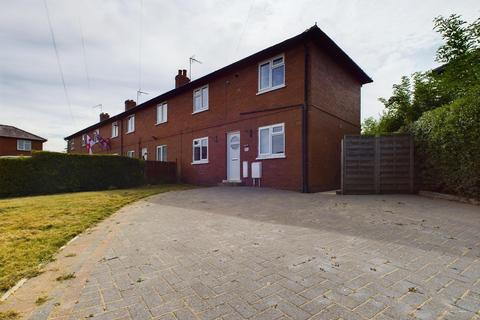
[{"xmin": 66, "ymin": 26, "xmax": 372, "ymax": 192}]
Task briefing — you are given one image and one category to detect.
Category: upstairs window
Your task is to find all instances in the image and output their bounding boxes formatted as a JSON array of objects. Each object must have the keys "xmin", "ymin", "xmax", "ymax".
[
  {"xmin": 193, "ymin": 85, "xmax": 209, "ymax": 113},
  {"xmin": 192, "ymin": 137, "xmax": 208, "ymax": 164},
  {"xmin": 17, "ymin": 139, "xmax": 32, "ymax": 151},
  {"xmin": 157, "ymin": 102, "xmax": 168, "ymax": 124},
  {"xmin": 156, "ymin": 145, "xmax": 167, "ymax": 162},
  {"xmin": 82, "ymin": 134, "xmax": 86, "ymax": 146},
  {"xmin": 258, "ymin": 123, "xmax": 285, "ymax": 159},
  {"xmin": 127, "ymin": 115, "xmax": 135, "ymax": 133},
  {"xmin": 258, "ymin": 55, "xmax": 285, "ymax": 92},
  {"xmin": 112, "ymin": 122, "xmax": 119, "ymax": 138}
]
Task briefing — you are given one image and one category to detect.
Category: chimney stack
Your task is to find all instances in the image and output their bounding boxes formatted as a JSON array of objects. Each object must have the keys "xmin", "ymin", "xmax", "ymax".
[
  {"xmin": 175, "ymin": 69, "xmax": 190, "ymax": 88},
  {"xmin": 99, "ymin": 112, "xmax": 110, "ymax": 122},
  {"xmin": 125, "ymin": 99, "xmax": 136, "ymax": 111}
]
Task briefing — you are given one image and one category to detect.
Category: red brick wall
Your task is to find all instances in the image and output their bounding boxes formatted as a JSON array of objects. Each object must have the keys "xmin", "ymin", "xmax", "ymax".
[
  {"xmin": 68, "ymin": 45, "xmax": 306, "ymax": 191},
  {"xmin": 67, "ymin": 40, "xmax": 366, "ymax": 192},
  {"xmin": 0, "ymin": 137, "xmax": 43, "ymax": 156},
  {"xmin": 307, "ymin": 41, "xmax": 362, "ymax": 192}
]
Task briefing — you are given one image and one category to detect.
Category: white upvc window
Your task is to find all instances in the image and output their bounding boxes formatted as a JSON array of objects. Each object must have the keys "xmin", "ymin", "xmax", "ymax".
[
  {"xmin": 192, "ymin": 137, "xmax": 208, "ymax": 164},
  {"xmin": 17, "ymin": 139, "xmax": 32, "ymax": 151},
  {"xmin": 156, "ymin": 102, "xmax": 168, "ymax": 124},
  {"xmin": 112, "ymin": 122, "xmax": 119, "ymax": 138},
  {"xmin": 193, "ymin": 85, "xmax": 209, "ymax": 113},
  {"xmin": 141, "ymin": 147, "xmax": 148, "ymax": 160},
  {"xmin": 258, "ymin": 55, "xmax": 285, "ymax": 93},
  {"xmin": 156, "ymin": 145, "xmax": 167, "ymax": 162},
  {"xmin": 69, "ymin": 139, "xmax": 75, "ymax": 151},
  {"xmin": 82, "ymin": 134, "xmax": 86, "ymax": 146},
  {"xmin": 127, "ymin": 115, "xmax": 135, "ymax": 133},
  {"xmin": 126, "ymin": 150, "xmax": 135, "ymax": 158},
  {"xmin": 257, "ymin": 123, "xmax": 285, "ymax": 159}
]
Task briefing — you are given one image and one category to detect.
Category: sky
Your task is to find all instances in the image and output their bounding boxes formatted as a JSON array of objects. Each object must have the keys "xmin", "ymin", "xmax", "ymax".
[{"xmin": 1, "ymin": 0, "xmax": 479, "ymax": 152}]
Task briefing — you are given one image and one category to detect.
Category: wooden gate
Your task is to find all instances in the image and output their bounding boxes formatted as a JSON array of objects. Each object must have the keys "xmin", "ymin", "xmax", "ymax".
[{"xmin": 341, "ymin": 134, "xmax": 414, "ymax": 194}]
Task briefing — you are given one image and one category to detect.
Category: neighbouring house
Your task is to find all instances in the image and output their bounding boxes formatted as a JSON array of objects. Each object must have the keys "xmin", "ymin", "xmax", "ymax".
[
  {"xmin": 0, "ymin": 125, "xmax": 47, "ymax": 156},
  {"xmin": 65, "ymin": 25, "xmax": 372, "ymax": 192}
]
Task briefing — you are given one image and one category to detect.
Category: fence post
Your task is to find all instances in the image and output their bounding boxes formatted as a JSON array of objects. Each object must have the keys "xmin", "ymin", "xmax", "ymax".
[
  {"xmin": 374, "ymin": 136, "xmax": 380, "ymax": 194},
  {"xmin": 409, "ymin": 134, "xmax": 414, "ymax": 193},
  {"xmin": 340, "ymin": 138, "xmax": 344, "ymax": 194}
]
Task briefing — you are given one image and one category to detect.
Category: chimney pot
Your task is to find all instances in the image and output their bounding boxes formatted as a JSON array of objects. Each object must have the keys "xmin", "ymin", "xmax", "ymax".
[
  {"xmin": 175, "ymin": 68, "xmax": 191, "ymax": 88},
  {"xmin": 99, "ymin": 112, "xmax": 110, "ymax": 122},
  {"xmin": 124, "ymin": 99, "xmax": 136, "ymax": 111}
]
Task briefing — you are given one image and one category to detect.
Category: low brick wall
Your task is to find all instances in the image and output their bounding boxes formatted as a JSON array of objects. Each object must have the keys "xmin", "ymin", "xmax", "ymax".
[{"xmin": 144, "ymin": 161, "xmax": 177, "ymax": 184}]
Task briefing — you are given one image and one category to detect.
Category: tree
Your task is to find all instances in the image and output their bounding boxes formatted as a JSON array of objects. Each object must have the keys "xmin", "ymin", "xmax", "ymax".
[
  {"xmin": 434, "ymin": 14, "xmax": 479, "ymax": 63},
  {"xmin": 363, "ymin": 14, "xmax": 480, "ymax": 135}
]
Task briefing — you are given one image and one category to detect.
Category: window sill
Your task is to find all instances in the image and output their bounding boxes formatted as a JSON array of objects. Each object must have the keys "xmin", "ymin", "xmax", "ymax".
[
  {"xmin": 256, "ymin": 154, "xmax": 286, "ymax": 160},
  {"xmin": 192, "ymin": 108, "xmax": 209, "ymax": 115},
  {"xmin": 156, "ymin": 121, "xmax": 167, "ymax": 126},
  {"xmin": 126, "ymin": 131, "xmax": 135, "ymax": 135},
  {"xmin": 192, "ymin": 160, "xmax": 209, "ymax": 165},
  {"xmin": 256, "ymin": 84, "xmax": 286, "ymax": 96},
  {"xmin": 111, "ymin": 136, "xmax": 118, "ymax": 139}
]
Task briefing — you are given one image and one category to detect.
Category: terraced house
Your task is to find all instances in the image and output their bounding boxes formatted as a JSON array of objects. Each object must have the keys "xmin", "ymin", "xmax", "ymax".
[{"xmin": 65, "ymin": 25, "xmax": 372, "ymax": 192}]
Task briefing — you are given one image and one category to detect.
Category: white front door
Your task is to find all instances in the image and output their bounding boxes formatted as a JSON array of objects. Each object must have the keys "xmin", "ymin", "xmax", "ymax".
[
  {"xmin": 141, "ymin": 147, "xmax": 148, "ymax": 160},
  {"xmin": 227, "ymin": 132, "xmax": 241, "ymax": 181}
]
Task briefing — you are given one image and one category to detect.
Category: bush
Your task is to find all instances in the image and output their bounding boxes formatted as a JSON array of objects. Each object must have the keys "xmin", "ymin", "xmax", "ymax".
[
  {"xmin": 412, "ymin": 89, "xmax": 480, "ymax": 199},
  {"xmin": 0, "ymin": 152, "xmax": 145, "ymax": 197}
]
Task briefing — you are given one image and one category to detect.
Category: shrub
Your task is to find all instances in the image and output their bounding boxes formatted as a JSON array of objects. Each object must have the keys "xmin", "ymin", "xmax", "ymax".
[
  {"xmin": 412, "ymin": 89, "xmax": 480, "ymax": 199},
  {"xmin": 0, "ymin": 152, "xmax": 145, "ymax": 197}
]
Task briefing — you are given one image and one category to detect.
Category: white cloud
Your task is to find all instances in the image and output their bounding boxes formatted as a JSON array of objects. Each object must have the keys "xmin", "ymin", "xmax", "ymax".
[{"xmin": 0, "ymin": 0, "xmax": 479, "ymax": 151}]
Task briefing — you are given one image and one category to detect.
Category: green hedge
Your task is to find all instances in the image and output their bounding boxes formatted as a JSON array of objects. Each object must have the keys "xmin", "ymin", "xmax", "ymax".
[
  {"xmin": 412, "ymin": 89, "xmax": 480, "ymax": 199},
  {"xmin": 0, "ymin": 151, "xmax": 145, "ymax": 197}
]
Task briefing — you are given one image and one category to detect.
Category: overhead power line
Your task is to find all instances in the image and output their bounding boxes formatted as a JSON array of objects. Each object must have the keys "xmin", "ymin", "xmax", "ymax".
[
  {"xmin": 78, "ymin": 16, "xmax": 91, "ymax": 92},
  {"xmin": 138, "ymin": 0, "xmax": 144, "ymax": 93},
  {"xmin": 43, "ymin": 0, "xmax": 75, "ymax": 125}
]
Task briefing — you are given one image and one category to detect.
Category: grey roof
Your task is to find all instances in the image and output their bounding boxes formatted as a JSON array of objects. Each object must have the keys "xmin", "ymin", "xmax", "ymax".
[{"xmin": 0, "ymin": 125, "xmax": 47, "ymax": 142}]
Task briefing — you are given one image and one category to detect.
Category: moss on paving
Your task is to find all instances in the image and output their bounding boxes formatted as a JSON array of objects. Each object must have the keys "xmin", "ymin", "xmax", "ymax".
[{"xmin": 0, "ymin": 184, "xmax": 191, "ymax": 294}]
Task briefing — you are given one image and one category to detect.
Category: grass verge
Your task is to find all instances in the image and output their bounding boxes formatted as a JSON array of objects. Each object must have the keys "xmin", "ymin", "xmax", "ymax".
[{"xmin": 0, "ymin": 184, "xmax": 191, "ymax": 294}]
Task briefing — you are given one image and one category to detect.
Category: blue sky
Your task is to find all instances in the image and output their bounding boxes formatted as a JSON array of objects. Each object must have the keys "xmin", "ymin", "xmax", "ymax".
[{"xmin": 1, "ymin": 0, "xmax": 479, "ymax": 151}]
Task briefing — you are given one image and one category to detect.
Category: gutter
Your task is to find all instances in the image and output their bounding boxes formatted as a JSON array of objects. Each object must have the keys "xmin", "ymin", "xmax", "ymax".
[{"xmin": 302, "ymin": 40, "xmax": 310, "ymax": 193}]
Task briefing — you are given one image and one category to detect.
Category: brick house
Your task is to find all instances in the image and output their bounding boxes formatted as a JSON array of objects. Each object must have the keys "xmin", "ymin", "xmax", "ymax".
[
  {"xmin": 65, "ymin": 25, "xmax": 372, "ymax": 192},
  {"xmin": 0, "ymin": 125, "xmax": 47, "ymax": 156}
]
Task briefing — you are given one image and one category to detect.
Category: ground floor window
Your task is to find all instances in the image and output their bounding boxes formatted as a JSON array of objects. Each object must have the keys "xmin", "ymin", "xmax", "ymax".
[
  {"xmin": 141, "ymin": 147, "xmax": 148, "ymax": 160},
  {"xmin": 192, "ymin": 137, "xmax": 208, "ymax": 164},
  {"xmin": 126, "ymin": 150, "xmax": 135, "ymax": 158},
  {"xmin": 156, "ymin": 145, "xmax": 167, "ymax": 161},
  {"xmin": 258, "ymin": 123, "xmax": 285, "ymax": 159},
  {"xmin": 17, "ymin": 139, "xmax": 32, "ymax": 151}
]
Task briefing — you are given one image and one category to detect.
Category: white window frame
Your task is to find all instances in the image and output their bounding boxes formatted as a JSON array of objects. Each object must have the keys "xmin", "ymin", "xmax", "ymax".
[
  {"xmin": 156, "ymin": 102, "xmax": 168, "ymax": 125},
  {"xmin": 126, "ymin": 150, "xmax": 135, "ymax": 158},
  {"xmin": 193, "ymin": 85, "xmax": 209, "ymax": 114},
  {"xmin": 111, "ymin": 122, "xmax": 119, "ymax": 138},
  {"xmin": 156, "ymin": 145, "xmax": 167, "ymax": 162},
  {"xmin": 257, "ymin": 123, "xmax": 286, "ymax": 159},
  {"xmin": 82, "ymin": 134, "xmax": 86, "ymax": 146},
  {"xmin": 69, "ymin": 139, "xmax": 75, "ymax": 151},
  {"xmin": 127, "ymin": 115, "xmax": 135, "ymax": 133},
  {"xmin": 257, "ymin": 54, "xmax": 285, "ymax": 94},
  {"xmin": 192, "ymin": 137, "xmax": 208, "ymax": 164},
  {"xmin": 141, "ymin": 147, "xmax": 148, "ymax": 160},
  {"xmin": 17, "ymin": 139, "xmax": 32, "ymax": 151}
]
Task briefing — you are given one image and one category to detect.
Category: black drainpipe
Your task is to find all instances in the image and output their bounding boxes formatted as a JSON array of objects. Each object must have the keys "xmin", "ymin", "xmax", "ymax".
[{"xmin": 302, "ymin": 40, "xmax": 309, "ymax": 193}]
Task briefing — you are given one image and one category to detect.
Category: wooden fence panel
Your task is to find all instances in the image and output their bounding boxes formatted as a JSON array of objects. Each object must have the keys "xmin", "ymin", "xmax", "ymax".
[{"xmin": 341, "ymin": 135, "xmax": 414, "ymax": 194}]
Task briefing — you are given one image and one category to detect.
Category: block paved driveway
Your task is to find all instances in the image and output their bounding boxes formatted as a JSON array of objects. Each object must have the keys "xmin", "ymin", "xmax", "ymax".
[{"xmin": 32, "ymin": 187, "xmax": 480, "ymax": 320}]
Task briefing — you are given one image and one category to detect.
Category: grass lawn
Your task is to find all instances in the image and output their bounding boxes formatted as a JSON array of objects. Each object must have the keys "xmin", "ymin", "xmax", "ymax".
[{"xmin": 0, "ymin": 184, "xmax": 191, "ymax": 295}]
